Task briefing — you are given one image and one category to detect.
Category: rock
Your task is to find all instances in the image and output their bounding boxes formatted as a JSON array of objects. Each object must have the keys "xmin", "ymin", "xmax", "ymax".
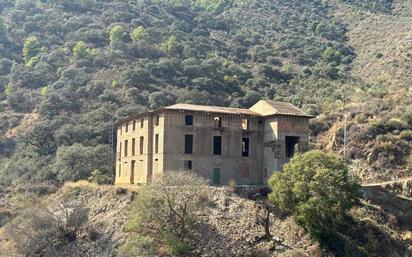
[
  {"xmin": 115, "ymin": 187, "xmax": 127, "ymax": 195},
  {"xmin": 275, "ymin": 245, "xmax": 286, "ymax": 251}
]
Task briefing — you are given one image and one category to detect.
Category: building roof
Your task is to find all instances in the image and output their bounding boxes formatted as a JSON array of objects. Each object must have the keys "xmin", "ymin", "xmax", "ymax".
[
  {"xmin": 165, "ymin": 103, "xmax": 261, "ymax": 116},
  {"xmin": 249, "ymin": 100, "xmax": 313, "ymax": 118},
  {"xmin": 117, "ymin": 100, "xmax": 313, "ymax": 125},
  {"xmin": 266, "ymin": 101, "xmax": 313, "ymax": 117}
]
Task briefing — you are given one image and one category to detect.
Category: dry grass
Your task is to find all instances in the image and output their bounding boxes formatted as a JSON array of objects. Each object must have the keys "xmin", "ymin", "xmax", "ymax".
[
  {"xmin": 60, "ymin": 180, "xmax": 98, "ymax": 198},
  {"xmin": 61, "ymin": 180, "xmax": 98, "ymax": 190}
]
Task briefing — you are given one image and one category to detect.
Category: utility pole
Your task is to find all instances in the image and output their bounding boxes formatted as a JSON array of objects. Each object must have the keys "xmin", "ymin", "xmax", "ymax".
[
  {"xmin": 109, "ymin": 119, "xmax": 115, "ymax": 176},
  {"xmin": 343, "ymin": 109, "xmax": 347, "ymax": 160}
]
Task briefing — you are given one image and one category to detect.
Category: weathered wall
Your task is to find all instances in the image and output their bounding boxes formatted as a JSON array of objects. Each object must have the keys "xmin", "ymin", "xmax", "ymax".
[
  {"xmin": 163, "ymin": 110, "xmax": 264, "ymax": 185},
  {"xmin": 263, "ymin": 116, "xmax": 310, "ymax": 177},
  {"xmin": 115, "ymin": 115, "xmax": 155, "ymax": 185},
  {"xmin": 115, "ymin": 106, "xmax": 311, "ymax": 185},
  {"xmin": 151, "ymin": 112, "xmax": 165, "ymax": 180}
]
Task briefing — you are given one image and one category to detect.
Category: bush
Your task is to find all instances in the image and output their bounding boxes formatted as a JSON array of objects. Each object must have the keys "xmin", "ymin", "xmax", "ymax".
[
  {"xmin": 268, "ymin": 150, "xmax": 360, "ymax": 241},
  {"xmin": 399, "ymin": 130, "xmax": 412, "ymax": 141},
  {"xmin": 88, "ymin": 169, "xmax": 114, "ymax": 184},
  {"xmin": 406, "ymin": 153, "xmax": 412, "ymax": 171},
  {"xmin": 5, "ymin": 202, "xmax": 89, "ymax": 257},
  {"xmin": 128, "ymin": 171, "xmax": 207, "ymax": 238},
  {"xmin": 121, "ymin": 171, "xmax": 208, "ymax": 256},
  {"xmin": 117, "ymin": 234, "xmax": 155, "ymax": 257},
  {"xmin": 386, "ymin": 118, "xmax": 407, "ymax": 131},
  {"xmin": 163, "ymin": 231, "xmax": 191, "ymax": 256}
]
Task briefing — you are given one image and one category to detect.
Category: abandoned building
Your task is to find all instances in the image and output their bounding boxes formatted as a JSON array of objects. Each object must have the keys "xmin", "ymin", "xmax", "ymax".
[{"xmin": 115, "ymin": 100, "xmax": 313, "ymax": 185}]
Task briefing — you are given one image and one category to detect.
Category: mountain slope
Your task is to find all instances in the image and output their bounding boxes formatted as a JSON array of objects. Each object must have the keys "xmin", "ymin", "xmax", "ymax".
[
  {"xmin": 0, "ymin": 0, "xmax": 410, "ymax": 185},
  {"xmin": 0, "ymin": 0, "xmax": 355, "ymax": 185},
  {"xmin": 313, "ymin": 0, "xmax": 412, "ymax": 182},
  {"xmin": 1, "ymin": 183, "xmax": 411, "ymax": 257}
]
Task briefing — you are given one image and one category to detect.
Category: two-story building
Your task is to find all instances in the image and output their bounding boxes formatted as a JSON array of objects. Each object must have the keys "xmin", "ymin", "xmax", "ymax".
[{"xmin": 115, "ymin": 100, "xmax": 312, "ymax": 185}]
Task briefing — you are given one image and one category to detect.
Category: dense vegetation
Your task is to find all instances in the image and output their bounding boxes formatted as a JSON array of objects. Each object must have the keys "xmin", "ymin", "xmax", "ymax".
[
  {"xmin": 0, "ymin": 0, "xmax": 356, "ymax": 185},
  {"xmin": 0, "ymin": 0, "xmax": 410, "ymax": 185}
]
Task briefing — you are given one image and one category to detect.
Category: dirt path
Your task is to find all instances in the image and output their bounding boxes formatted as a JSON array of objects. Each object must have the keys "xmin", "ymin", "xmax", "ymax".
[{"xmin": 362, "ymin": 177, "xmax": 412, "ymax": 187}]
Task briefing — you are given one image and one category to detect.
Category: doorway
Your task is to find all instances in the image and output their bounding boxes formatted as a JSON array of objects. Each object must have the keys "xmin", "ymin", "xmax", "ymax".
[
  {"xmin": 213, "ymin": 168, "xmax": 221, "ymax": 185},
  {"xmin": 285, "ymin": 136, "xmax": 300, "ymax": 158},
  {"xmin": 130, "ymin": 160, "xmax": 135, "ymax": 184}
]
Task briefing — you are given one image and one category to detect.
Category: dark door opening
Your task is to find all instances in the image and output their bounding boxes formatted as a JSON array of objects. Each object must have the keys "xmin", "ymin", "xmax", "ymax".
[
  {"xmin": 130, "ymin": 160, "xmax": 135, "ymax": 184},
  {"xmin": 242, "ymin": 138, "xmax": 249, "ymax": 157},
  {"xmin": 285, "ymin": 136, "xmax": 300, "ymax": 158}
]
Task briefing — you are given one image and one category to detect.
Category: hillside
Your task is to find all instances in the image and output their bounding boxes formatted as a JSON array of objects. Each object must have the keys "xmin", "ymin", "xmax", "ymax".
[
  {"xmin": 0, "ymin": 0, "xmax": 410, "ymax": 186},
  {"xmin": 0, "ymin": 0, "xmax": 357, "ymax": 186},
  {"xmin": 1, "ymin": 182, "xmax": 411, "ymax": 257},
  {"xmin": 1, "ymin": 1, "xmax": 412, "ymax": 256},
  {"xmin": 314, "ymin": 0, "xmax": 412, "ymax": 182}
]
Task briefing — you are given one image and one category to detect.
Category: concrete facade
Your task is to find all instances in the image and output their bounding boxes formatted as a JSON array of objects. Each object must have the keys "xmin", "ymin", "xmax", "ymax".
[{"xmin": 115, "ymin": 100, "xmax": 312, "ymax": 185}]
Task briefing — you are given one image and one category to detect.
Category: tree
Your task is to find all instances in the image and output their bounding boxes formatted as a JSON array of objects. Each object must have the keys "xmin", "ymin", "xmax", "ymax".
[
  {"xmin": 72, "ymin": 41, "xmax": 90, "ymax": 61},
  {"xmin": 6, "ymin": 88, "xmax": 39, "ymax": 112},
  {"xmin": 0, "ymin": 58, "xmax": 12, "ymax": 75},
  {"xmin": 54, "ymin": 144, "xmax": 112, "ymax": 182},
  {"xmin": 162, "ymin": 35, "xmax": 180, "ymax": 55},
  {"xmin": 253, "ymin": 191, "xmax": 277, "ymax": 241},
  {"xmin": 130, "ymin": 26, "xmax": 148, "ymax": 43},
  {"xmin": 22, "ymin": 121, "xmax": 57, "ymax": 156},
  {"xmin": 133, "ymin": 171, "xmax": 207, "ymax": 239},
  {"xmin": 0, "ymin": 17, "xmax": 6, "ymax": 40},
  {"xmin": 148, "ymin": 91, "xmax": 175, "ymax": 109},
  {"xmin": 109, "ymin": 25, "xmax": 125, "ymax": 45},
  {"xmin": 4, "ymin": 83, "xmax": 15, "ymax": 97},
  {"xmin": 268, "ymin": 150, "xmax": 360, "ymax": 241},
  {"xmin": 124, "ymin": 172, "xmax": 208, "ymax": 256},
  {"xmin": 23, "ymin": 36, "xmax": 41, "ymax": 62}
]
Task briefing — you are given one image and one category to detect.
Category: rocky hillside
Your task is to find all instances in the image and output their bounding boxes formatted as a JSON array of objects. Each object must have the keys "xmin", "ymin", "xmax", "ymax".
[
  {"xmin": 1, "ymin": 182, "xmax": 412, "ymax": 257},
  {"xmin": 312, "ymin": 0, "xmax": 412, "ymax": 182}
]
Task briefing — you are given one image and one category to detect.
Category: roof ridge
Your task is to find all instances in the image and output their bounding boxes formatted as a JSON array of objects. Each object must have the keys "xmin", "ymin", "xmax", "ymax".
[
  {"xmin": 168, "ymin": 103, "xmax": 250, "ymax": 110},
  {"xmin": 166, "ymin": 103, "xmax": 261, "ymax": 116}
]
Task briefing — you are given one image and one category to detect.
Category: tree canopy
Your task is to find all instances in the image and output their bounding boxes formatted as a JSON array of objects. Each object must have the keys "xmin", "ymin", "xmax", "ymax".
[{"xmin": 268, "ymin": 150, "xmax": 360, "ymax": 240}]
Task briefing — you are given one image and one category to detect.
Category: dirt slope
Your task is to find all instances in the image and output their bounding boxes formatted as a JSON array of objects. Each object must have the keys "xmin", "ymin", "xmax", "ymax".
[{"xmin": 333, "ymin": 0, "xmax": 412, "ymax": 88}]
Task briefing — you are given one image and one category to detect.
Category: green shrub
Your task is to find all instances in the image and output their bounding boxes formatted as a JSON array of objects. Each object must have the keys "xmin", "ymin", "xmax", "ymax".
[
  {"xmin": 109, "ymin": 25, "xmax": 126, "ymax": 45},
  {"xmin": 386, "ymin": 118, "xmax": 407, "ymax": 130},
  {"xmin": 54, "ymin": 144, "xmax": 112, "ymax": 183},
  {"xmin": 163, "ymin": 231, "xmax": 191, "ymax": 256},
  {"xmin": 88, "ymin": 169, "xmax": 113, "ymax": 184},
  {"xmin": 399, "ymin": 130, "xmax": 412, "ymax": 141},
  {"xmin": 130, "ymin": 26, "xmax": 148, "ymax": 43},
  {"xmin": 401, "ymin": 110, "xmax": 412, "ymax": 126},
  {"xmin": 22, "ymin": 36, "xmax": 41, "ymax": 62},
  {"xmin": 117, "ymin": 234, "xmax": 155, "ymax": 257},
  {"xmin": 268, "ymin": 150, "xmax": 360, "ymax": 240}
]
